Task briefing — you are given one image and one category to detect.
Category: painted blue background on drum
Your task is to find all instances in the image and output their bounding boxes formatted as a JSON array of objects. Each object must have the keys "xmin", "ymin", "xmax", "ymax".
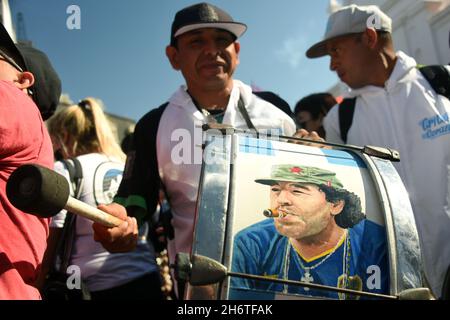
[
  {"xmin": 239, "ymin": 136, "xmax": 275, "ymax": 156},
  {"xmin": 239, "ymin": 137, "xmax": 367, "ymax": 168},
  {"xmin": 322, "ymin": 149, "xmax": 367, "ymax": 168}
]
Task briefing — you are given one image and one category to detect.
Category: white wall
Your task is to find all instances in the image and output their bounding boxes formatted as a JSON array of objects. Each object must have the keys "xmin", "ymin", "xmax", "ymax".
[{"xmin": 431, "ymin": 4, "xmax": 450, "ymax": 64}]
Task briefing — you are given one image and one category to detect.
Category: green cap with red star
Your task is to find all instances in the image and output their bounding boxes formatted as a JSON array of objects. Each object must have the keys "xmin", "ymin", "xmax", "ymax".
[{"xmin": 255, "ymin": 164, "xmax": 343, "ymax": 189}]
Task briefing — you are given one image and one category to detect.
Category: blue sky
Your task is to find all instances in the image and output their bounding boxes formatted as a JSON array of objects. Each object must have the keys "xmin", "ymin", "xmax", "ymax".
[{"xmin": 10, "ymin": 0, "xmax": 339, "ymax": 121}]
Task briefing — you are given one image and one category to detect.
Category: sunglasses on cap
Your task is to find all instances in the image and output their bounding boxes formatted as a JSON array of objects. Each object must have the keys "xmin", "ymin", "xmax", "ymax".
[
  {"xmin": 0, "ymin": 48, "xmax": 35, "ymax": 97},
  {"xmin": 0, "ymin": 48, "xmax": 24, "ymax": 72}
]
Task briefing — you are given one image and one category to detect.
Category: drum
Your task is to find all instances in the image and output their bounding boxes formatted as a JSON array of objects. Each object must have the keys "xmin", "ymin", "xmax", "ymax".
[{"xmin": 184, "ymin": 129, "xmax": 426, "ymax": 300}]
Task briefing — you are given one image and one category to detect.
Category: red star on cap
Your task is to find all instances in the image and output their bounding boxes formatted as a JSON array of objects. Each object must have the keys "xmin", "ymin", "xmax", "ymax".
[{"xmin": 291, "ymin": 167, "xmax": 302, "ymax": 174}]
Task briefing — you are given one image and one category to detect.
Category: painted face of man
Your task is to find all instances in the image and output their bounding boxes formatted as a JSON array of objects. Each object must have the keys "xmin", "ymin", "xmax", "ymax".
[
  {"xmin": 166, "ymin": 28, "xmax": 240, "ymax": 92},
  {"xmin": 271, "ymin": 182, "xmax": 342, "ymax": 240}
]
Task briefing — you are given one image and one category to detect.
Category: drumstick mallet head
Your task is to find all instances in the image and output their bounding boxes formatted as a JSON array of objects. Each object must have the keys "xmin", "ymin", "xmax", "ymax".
[
  {"xmin": 6, "ymin": 164, "xmax": 70, "ymax": 218},
  {"xmin": 6, "ymin": 164, "xmax": 123, "ymax": 227}
]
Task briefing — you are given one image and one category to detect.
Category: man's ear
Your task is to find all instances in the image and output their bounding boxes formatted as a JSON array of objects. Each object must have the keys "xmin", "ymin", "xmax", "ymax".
[
  {"xmin": 330, "ymin": 200, "xmax": 345, "ymax": 216},
  {"xmin": 16, "ymin": 71, "xmax": 35, "ymax": 89},
  {"xmin": 234, "ymin": 41, "xmax": 240, "ymax": 65},
  {"xmin": 234, "ymin": 41, "xmax": 241, "ymax": 55},
  {"xmin": 166, "ymin": 45, "xmax": 181, "ymax": 70},
  {"xmin": 364, "ymin": 28, "xmax": 378, "ymax": 49}
]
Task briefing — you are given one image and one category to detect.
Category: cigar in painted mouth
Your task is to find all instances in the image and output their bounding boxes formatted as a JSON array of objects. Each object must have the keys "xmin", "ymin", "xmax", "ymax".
[{"xmin": 263, "ymin": 209, "xmax": 285, "ymax": 218}]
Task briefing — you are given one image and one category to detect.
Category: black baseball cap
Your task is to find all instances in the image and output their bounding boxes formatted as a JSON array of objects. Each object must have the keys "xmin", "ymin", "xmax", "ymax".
[
  {"xmin": 170, "ymin": 2, "xmax": 247, "ymax": 46},
  {"xmin": 0, "ymin": 23, "xmax": 61, "ymax": 120}
]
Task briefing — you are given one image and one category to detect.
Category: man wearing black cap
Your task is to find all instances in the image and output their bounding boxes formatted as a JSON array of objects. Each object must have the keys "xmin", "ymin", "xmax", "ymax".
[
  {"xmin": 107, "ymin": 2, "xmax": 298, "ymax": 297},
  {"xmin": 0, "ymin": 23, "xmax": 61, "ymax": 299}
]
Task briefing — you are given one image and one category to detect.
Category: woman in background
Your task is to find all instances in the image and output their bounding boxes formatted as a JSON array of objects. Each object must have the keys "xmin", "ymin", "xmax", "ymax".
[
  {"xmin": 40, "ymin": 97, "xmax": 163, "ymax": 300},
  {"xmin": 294, "ymin": 93, "xmax": 337, "ymax": 138}
]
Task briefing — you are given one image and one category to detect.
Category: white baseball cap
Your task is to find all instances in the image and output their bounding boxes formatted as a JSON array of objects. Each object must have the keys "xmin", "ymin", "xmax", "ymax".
[{"xmin": 306, "ymin": 4, "xmax": 392, "ymax": 58}]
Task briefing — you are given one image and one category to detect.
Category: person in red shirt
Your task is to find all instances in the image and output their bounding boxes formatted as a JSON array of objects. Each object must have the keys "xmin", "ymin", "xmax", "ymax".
[
  {"xmin": 0, "ymin": 22, "xmax": 139, "ymax": 299},
  {"xmin": 0, "ymin": 22, "xmax": 61, "ymax": 299}
]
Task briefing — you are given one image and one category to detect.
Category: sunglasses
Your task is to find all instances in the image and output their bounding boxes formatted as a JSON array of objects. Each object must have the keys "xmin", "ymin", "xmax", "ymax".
[
  {"xmin": 0, "ymin": 48, "xmax": 24, "ymax": 72},
  {"xmin": 0, "ymin": 48, "xmax": 35, "ymax": 97}
]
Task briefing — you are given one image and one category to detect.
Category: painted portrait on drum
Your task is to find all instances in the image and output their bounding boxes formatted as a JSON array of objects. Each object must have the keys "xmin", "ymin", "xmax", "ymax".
[{"xmin": 228, "ymin": 136, "xmax": 389, "ymax": 299}]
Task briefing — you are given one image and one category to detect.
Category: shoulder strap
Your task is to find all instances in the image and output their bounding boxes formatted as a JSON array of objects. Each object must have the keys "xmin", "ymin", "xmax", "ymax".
[
  {"xmin": 338, "ymin": 98, "xmax": 356, "ymax": 144},
  {"xmin": 60, "ymin": 159, "xmax": 75, "ymax": 189},
  {"xmin": 115, "ymin": 102, "xmax": 169, "ymax": 218},
  {"xmin": 252, "ymin": 91, "xmax": 293, "ymax": 117},
  {"xmin": 151, "ymin": 102, "xmax": 170, "ymax": 198},
  {"xmin": 237, "ymin": 96, "xmax": 257, "ymax": 132},
  {"xmin": 418, "ymin": 65, "xmax": 450, "ymax": 100},
  {"xmin": 71, "ymin": 157, "xmax": 83, "ymax": 197},
  {"xmin": 60, "ymin": 157, "xmax": 83, "ymax": 198},
  {"xmin": 53, "ymin": 157, "xmax": 83, "ymax": 273}
]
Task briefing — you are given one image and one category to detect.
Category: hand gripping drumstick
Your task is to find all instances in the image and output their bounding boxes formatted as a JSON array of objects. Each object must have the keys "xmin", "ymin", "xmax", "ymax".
[{"xmin": 6, "ymin": 164, "xmax": 123, "ymax": 227}]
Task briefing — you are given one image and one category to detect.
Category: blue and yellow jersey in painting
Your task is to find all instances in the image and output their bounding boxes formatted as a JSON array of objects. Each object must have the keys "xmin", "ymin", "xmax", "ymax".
[{"xmin": 231, "ymin": 218, "xmax": 389, "ymax": 299}]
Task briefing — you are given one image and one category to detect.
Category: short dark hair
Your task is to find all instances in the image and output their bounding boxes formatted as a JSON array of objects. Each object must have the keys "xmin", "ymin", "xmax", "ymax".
[
  {"xmin": 294, "ymin": 93, "xmax": 336, "ymax": 120},
  {"xmin": 376, "ymin": 30, "xmax": 391, "ymax": 40},
  {"xmin": 353, "ymin": 30, "xmax": 392, "ymax": 48},
  {"xmin": 319, "ymin": 184, "xmax": 365, "ymax": 228},
  {"xmin": 253, "ymin": 91, "xmax": 293, "ymax": 117}
]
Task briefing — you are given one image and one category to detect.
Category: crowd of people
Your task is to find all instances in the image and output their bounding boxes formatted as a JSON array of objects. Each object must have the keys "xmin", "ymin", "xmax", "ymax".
[{"xmin": 1, "ymin": 2, "xmax": 449, "ymax": 300}]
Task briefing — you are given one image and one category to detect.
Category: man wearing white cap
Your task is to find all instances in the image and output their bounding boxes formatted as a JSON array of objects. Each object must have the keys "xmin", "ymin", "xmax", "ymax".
[{"xmin": 306, "ymin": 4, "xmax": 450, "ymax": 298}]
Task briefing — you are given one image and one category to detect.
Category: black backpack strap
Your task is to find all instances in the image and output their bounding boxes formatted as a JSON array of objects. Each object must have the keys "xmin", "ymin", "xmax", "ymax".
[
  {"xmin": 418, "ymin": 65, "xmax": 450, "ymax": 100},
  {"xmin": 114, "ymin": 102, "xmax": 172, "ymax": 251},
  {"xmin": 70, "ymin": 157, "xmax": 83, "ymax": 181},
  {"xmin": 338, "ymin": 98, "xmax": 356, "ymax": 143},
  {"xmin": 60, "ymin": 158, "xmax": 83, "ymax": 198},
  {"xmin": 115, "ymin": 102, "xmax": 169, "ymax": 223},
  {"xmin": 60, "ymin": 159, "xmax": 75, "ymax": 190},
  {"xmin": 253, "ymin": 91, "xmax": 293, "ymax": 117},
  {"xmin": 54, "ymin": 157, "xmax": 83, "ymax": 273}
]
